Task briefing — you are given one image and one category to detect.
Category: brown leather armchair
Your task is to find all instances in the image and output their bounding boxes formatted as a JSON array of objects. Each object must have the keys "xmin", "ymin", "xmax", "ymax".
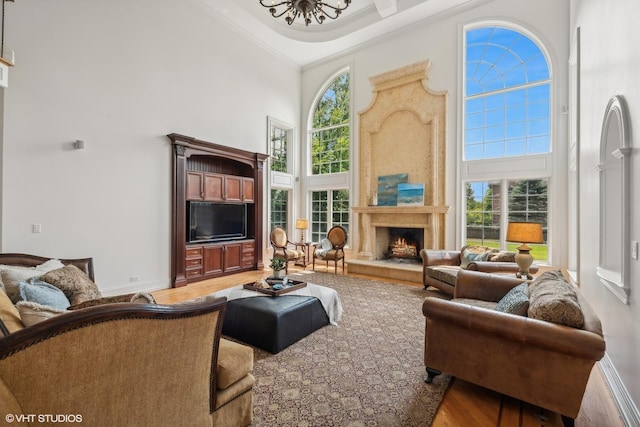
[
  {"xmin": 420, "ymin": 245, "xmax": 538, "ymax": 294},
  {"xmin": 422, "ymin": 270, "xmax": 605, "ymax": 426}
]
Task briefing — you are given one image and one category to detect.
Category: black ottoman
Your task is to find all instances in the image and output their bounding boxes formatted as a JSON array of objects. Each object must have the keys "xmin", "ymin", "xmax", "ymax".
[{"xmin": 222, "ymin": 295, "xmax": 329, "ymax": 353}]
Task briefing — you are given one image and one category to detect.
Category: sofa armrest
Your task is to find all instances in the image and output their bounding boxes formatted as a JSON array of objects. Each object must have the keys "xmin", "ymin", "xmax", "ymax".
[
  {"xmin": 420, "ymin": 249, "xmax": 461, "ymax": 267},
  {"xmin": 422, "ymin": 297, "xmax": 606, "ymax": 360},
  {"xmin": 467, "ymin": 261, "xmax": 539, "ymax": 274},
  {"xmin": 454, "ymin": 270, "xmax": 526, "ymax": 301}
]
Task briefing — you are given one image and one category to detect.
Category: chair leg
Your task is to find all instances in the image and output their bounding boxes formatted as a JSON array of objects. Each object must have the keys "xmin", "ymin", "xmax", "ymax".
[{"xmin": 424, "ymin": 367, "xmax": 441, "ymax": 383}]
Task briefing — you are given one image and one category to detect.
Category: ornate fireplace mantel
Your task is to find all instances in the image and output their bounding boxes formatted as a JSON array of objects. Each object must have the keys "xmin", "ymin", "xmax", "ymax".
[{"xmin": 353, "ymin": 60, "xmax": 449, "ymax": 261}]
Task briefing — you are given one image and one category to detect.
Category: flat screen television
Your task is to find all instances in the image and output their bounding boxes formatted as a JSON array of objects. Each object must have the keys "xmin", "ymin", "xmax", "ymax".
[{"xmin": 187, "ymin": 202, "xmax": 247, "ymax": 243}]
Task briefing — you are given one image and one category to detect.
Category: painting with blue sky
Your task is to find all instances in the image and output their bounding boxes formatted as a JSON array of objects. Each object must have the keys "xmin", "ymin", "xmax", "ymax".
[
  {"xmin": 397, "ymin": 183, "xmax": 425, "ymax": 206},
  {"xmin": 377, "ymin": 173, "xmax": 408, "ymax": 206}
]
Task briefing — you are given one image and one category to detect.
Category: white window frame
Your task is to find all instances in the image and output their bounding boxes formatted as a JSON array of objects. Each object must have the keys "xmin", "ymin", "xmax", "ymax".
[{"xmin": 267, "ymin": 116, "xmax": 296, "ymax": 238}]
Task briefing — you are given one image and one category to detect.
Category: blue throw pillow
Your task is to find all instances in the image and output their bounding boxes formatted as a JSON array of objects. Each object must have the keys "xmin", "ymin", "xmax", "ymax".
[
  {"xmin": 495, "ymin": 282, "xmax": 529, "ymax": 316},
  {"xmin": 16, "ymin": 279, "xmax": 71, "ymax": 310}
]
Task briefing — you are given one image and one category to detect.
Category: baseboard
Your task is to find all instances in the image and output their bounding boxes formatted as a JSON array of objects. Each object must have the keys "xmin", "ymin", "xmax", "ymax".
[
  {"xmin": 100, "ymin": 280, "xmax": 170, "ymax": 297},
  {"xmin": 600, "ymin": 353, "xmax": 640, "ymax": 427}
]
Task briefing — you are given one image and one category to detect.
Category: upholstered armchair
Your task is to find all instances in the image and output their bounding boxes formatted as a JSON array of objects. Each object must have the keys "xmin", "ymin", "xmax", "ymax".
[
  {"xmin": 312, "ymin": 225, "xmax": 348, "ymax": 273},
  {"xmin": 270, "ymin": 226, "xmax": 305, "ymax": 274},
  {"xmin": 0, "ymin": 298, "xmax": 255, "ymax": 427}
]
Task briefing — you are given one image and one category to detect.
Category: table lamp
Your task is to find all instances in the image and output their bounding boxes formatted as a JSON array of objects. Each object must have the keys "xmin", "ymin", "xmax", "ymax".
[
  {"xmin": 506, "ymin": 222, "xmax": 544, "ymax": 280},
  {"xmin": 295, "ymin": 219, "xmax": 309, "ymax": 243}
]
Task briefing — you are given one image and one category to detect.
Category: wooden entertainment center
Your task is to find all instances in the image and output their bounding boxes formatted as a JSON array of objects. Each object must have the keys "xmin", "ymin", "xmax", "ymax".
[{"xmin": 168, "ymin": 133, "xmax": 268, "ymax": 287}]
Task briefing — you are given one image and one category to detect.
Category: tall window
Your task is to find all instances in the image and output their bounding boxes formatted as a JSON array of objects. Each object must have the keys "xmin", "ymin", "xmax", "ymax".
[
  {"xmin": 311, "ymin": 71, "xmax": 350, "ymax": 174},
  {"xmin": 466, "ymin": 179, "xmax": 548, "ymax": 260},
  {"xmin": 465, "ymin": 26, "xmax": 550, "ymax": 160},
  {"xmin": 307, "ymin": 70, "xmax": 351, "ymax": 241},
  {"xmin": 267, "ymin": 117, "xmax": 294, "ymax": 233},
  {"xmin": 463, "ymin": 24, "xmax": 552, "ymax": 262},
  {"xmin": 310, "ymin": 190, "xmax": 350, "ymax": 244}
]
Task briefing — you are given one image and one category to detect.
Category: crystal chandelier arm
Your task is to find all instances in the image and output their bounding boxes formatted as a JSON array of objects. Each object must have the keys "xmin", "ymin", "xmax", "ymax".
[
  {"xmin": 258, "ymin": 0, "xmax": 293, "ymax": 19},
  {"xmin": 316, "ymin": 1, "xmax": 351, "ymax": 19}
]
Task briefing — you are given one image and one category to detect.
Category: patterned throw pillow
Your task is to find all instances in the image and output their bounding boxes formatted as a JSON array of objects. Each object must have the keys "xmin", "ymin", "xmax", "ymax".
[
  {"xmin": 16, "ymin": 279, "xmax": 71, "ymax": 310},
  {"xmin": 495, "ymin": 282, "xmax": 530, "ymax": 316},
  {"xmin": 40, "ymin": 265, "xmax": 102, "ymax": 306},
  {"xmin": 16, "ymin": 301, "xmax": 67, "ymax": 327},
  {"xmin": 488, "ymin": 251, "xmax": 517, "ymax": 263},
  {"xmin": 528, "ymin": 270, "xmax": 584, "ymax": 328},
  {"xmin": 460, "ymin": 246, "xmax": 493, "ymax": 269},
  {"xmin": 68, "ymin": 291, "xmax": 156, "ymax": 310}
]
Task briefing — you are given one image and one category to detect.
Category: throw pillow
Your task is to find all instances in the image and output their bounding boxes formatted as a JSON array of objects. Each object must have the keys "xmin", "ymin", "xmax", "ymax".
[
  {"xmin": 67, "ymin": 291, "xmax": 156, "ymax": 310},
  {"xmin": 15, "ymin": 279, "xmax": 71, "ymax": 310},
  {"xmin": 16, "ymin": 301, "xmax": 67, "ymax": 327},
  {"xmin": 495, "ymin": 282, "xmax": 530, "ymax": 316},
  {"xmin": 488, "ymin": 251, "xmax": 517, "ymax": 263},
  {"xmin": 528, "ymin": 270, "xmax": 584, "ymax": 328},
  {"xmin": 0, "ymin": 289, "xmax": 24, "ymax": 335},
  {"xmin": 1, "ymin": 268, "xmax": 44, "ymax": 303},
  {"xmin": 40, "ymin": 265, "xmax": 102, "ymax": 306},
  {"xmin": 460, "ymin": 246, "xmax": 493, "ymax": 269},
  {"xmin": 36, "ymin": 259, "xmax": 66, "ymax": 272}
]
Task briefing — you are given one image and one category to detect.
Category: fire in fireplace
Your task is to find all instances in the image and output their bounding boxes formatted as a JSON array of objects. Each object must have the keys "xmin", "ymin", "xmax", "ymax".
[{"xmin": 383, "ymin": 228, "xmax": 422, "ymax": 261}]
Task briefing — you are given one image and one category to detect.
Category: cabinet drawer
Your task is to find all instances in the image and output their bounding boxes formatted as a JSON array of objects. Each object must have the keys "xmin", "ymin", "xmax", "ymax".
[
  {"xmin": 186, "ymin": 247, "xmax": 203, "ymax": 258},
  {"xmin": 186, "ymin": 267, "xmax": 203, "ymax": 278},
  {"xmin": 186, "ymin": 258, "xmax": 202, "ymax": 267}
]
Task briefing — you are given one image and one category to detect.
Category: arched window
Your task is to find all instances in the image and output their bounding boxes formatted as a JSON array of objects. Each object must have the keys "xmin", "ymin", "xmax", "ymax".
[
  {"xmin": 462, "ymin": 24, "xmax": 551, "ymax": 261},
  {"xmin": 465, "ymin": 26, "xmax": 551, "ymax": 160},
  {"xmin": 307, "ymin": 70, "xmax": 351, "ymax": 244},
  {"xmin": 311, "ymin": 71, "xmax": 350, "ymax": 174}
]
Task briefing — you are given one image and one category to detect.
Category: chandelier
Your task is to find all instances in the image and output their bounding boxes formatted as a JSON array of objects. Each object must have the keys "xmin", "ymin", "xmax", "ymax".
[{"xmin": 259, "ymin": 0, "xmax": 351, "ymax": 26}]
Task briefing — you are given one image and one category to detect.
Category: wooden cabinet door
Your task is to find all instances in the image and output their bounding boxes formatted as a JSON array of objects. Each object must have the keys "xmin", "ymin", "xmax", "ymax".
[
  {"xmin": 224, "ymin": 176, "xmax": 242, "ymax": 202},
  {"xmin": 186, "ymin": 172, "xmax": 203, "ymax": 200},
  {"xmin": 242, "ymin": 178, "xmax": 254, "ymax": 203},
  {"xmin": 223, "ymin": 243, "xmax": 242, "ymax": 273},
  {"xmin": 203, "ymin": 245, "xmax": 224, "ymax": 276},
  {"xmin": 203, "ymin": 173, "xmax": 224, "ymax": 201}
]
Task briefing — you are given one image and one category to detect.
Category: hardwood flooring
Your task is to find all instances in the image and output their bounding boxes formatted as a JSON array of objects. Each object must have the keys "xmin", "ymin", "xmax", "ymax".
[{"xmin": 151, "ymin": 265, "xmax": 624, "ymax": 427}]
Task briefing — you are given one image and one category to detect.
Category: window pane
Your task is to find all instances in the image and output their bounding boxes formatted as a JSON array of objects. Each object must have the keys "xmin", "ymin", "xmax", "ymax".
[
  {"xmin": 465, "ymin": 181, "xmax": 501, "ymax": 247},
  {"xmin": 508, "ymin": 179, "xmax": 548, "ymax": 261},
  {"xmin": 270, "ymin": 189, "xmax": 289, "ymax": 231},
  {"xmin": 270, "ymin": 126, "xmax": 288, "ymax": 173}
]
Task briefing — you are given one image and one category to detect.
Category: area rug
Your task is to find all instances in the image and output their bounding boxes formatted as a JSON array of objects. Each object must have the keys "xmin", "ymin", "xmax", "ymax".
[{"xmin": 245, "ymin": 271, "xmax": 451, "ymax": 426}]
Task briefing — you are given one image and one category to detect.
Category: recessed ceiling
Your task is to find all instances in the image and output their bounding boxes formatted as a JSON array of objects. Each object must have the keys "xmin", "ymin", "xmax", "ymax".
[{"xmin": 196, "ymin": 0, "xmax": 492, "ymax": 67}]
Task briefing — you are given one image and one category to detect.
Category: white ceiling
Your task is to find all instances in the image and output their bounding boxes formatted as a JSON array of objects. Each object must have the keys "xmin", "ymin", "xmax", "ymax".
[{"xmin": 196, "ymin": 0, "xmax": 492, "ymax": 67}]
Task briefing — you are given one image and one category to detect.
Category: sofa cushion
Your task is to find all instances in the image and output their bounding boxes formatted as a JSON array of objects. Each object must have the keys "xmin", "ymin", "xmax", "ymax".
[
  {"xmin": 0, "ymin": 289, "xmax": 24, "ymax": 335},
  {"xmin": 452, "ymin": 298, "xmax": 498, "ymax": 310},
  {"xmin": 16, "ymin": 301, "xmax": 67, "ymax": 326},
  {"xmin": 460, "ymin": 246, "xmax": 494, "ymax": 268},
  {"xmin": 40, "ymin": 265, "xmax": 102, "ymax": 305},
  {"xmin": 425, "ymin": 266, "xmax": 460, "ymax": 286},
  {"xmin": 68, "ymin": 291, "xmax": 156, "ymax": 310},
  {"xmin": 528, "ymin": 270, "xmax": 584, "ymax": 328},
  {"xmin": 16, "ymin": 279, "xmax": 71, "ymax": 310},
  {"xmin": 217, "ymin": 338, "xmax": 253, "ymax": 390},
  {"xmin": 495, "ymin": 282, "xmax": 529, "ymax": 316}
]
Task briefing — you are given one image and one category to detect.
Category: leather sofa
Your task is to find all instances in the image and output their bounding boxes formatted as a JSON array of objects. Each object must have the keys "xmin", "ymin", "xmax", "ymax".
[
  {"xmin": 422, "ymin": 270, "xmax": 605, "ymax": 426},
  {"xmin": 0, "ymin": 254, "xmax": 255, "ymax": 427},
  {"xmin": 420, "ymin": 245, "xmax": 538, "ymax": 295}
]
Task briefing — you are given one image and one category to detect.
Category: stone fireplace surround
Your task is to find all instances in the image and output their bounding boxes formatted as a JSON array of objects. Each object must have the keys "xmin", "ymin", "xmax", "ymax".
[{"xmin": 348, "ymin": 61, "xmax": 450, "ymax": 283}]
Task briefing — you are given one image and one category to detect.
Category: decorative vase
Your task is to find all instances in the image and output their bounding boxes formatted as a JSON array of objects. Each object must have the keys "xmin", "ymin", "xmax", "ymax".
[{"xmin": 274, "ymin": 269, "xmax": 285, "ymax": 279}]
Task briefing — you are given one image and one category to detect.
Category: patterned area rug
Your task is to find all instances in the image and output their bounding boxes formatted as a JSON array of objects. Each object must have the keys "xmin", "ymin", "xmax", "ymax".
[{"xmin": 245, "ymin": 271, "xmax": 451, "ymax": 426}]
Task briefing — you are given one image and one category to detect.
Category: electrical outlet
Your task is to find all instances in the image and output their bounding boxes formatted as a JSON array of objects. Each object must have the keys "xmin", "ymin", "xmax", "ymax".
[
  {"xmin": 129, "ymin": 276, "xmax": 139, "ymax": 283},
  {"xmin": 632, "ymin": 241, "xmax": 638, "ymax": 260},
  {"xmin": 32, "ymin": 224, "xmax": 42, "ymax": 233}
]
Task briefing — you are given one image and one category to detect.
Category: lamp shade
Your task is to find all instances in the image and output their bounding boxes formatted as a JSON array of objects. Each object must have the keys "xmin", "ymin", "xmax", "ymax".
[
  {"xmin": 506, "ymin": 222, "xmax": 544, "ymax": 244},
  {"xmin": 295, "ymin": 219, "xmax": 309, "ymax": 230}
]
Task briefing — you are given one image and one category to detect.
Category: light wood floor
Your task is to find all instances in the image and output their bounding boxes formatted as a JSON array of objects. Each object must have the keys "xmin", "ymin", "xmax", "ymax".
[{"xmin": 151, "ymin": 265, "xmax": 624, "ymax": 427}]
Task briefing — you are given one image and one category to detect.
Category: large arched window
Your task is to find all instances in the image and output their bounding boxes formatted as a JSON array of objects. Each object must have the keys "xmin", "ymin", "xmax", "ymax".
[
  {"xmin": 465, "ymin": 26, "xmax": 551, "ymax": 160},
  {"xmin": 307, "ymin": 70, "xmax": 351, "ymax": 244},
  {"xmin": 462, "ymin": 24, "xmax": 551, "ymax": 261}
]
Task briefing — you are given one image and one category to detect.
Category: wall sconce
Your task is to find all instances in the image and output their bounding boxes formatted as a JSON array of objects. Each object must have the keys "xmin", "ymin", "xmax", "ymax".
[{"xmin": 73, "ymin": 140, "xmax": 85, "ymax": 150}]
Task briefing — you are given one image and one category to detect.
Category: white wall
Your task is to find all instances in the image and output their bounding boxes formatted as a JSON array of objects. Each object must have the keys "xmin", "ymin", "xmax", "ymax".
[
  {"xmin": 301, "ymin": 0, "xmax": 569, "ymax": 265},
  {"xmin": 1, "ymin": 0, "xmax": 300, "ymax": 293},
  {"xmin": 572, "ymin": 0, "xmax": 640, "ymax": 418}
]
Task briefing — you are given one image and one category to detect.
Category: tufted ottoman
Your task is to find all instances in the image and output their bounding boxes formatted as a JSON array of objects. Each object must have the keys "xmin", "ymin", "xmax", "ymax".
[{"xmin": 222, "ymin": 295, "xmax": 329, "ymax": 353}]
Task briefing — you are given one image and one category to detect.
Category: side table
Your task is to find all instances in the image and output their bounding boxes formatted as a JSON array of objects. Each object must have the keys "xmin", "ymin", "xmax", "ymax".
[{"xmin": 295, "ymin": 242, "xmax": 317, "ymax": 268}]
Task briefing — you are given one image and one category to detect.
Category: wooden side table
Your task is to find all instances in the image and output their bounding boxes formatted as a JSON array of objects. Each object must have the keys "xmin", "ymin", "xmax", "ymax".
[{"xmin": 295, "ymin": 242, "xmax": 317, "ymax": 268}]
